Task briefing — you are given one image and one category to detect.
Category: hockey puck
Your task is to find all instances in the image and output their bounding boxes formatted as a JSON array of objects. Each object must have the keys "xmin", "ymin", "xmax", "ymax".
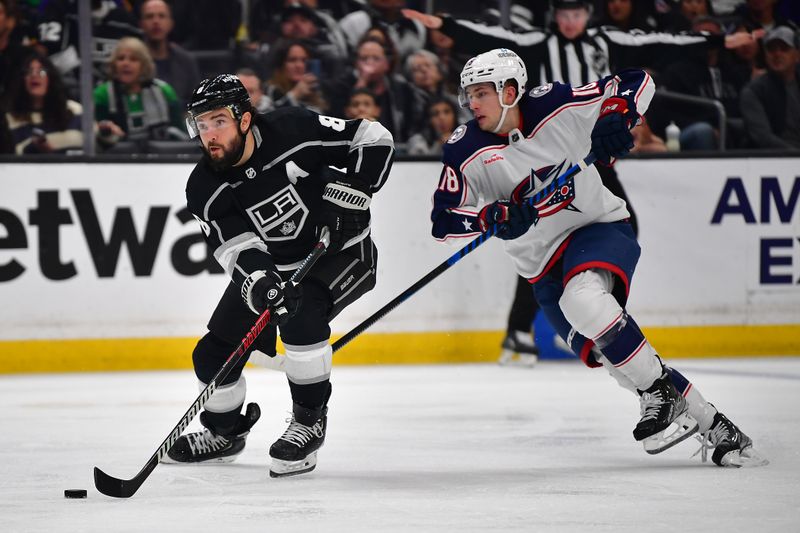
[{"xmin": 64, "ymin": 489, "xmax": 87, "ymax": 499}]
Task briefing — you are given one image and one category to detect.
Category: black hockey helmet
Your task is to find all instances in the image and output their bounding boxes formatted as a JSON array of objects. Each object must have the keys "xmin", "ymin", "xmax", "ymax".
[{"xmin": 185, "ymin": 74, "xmax": 253, "ymax": 138}]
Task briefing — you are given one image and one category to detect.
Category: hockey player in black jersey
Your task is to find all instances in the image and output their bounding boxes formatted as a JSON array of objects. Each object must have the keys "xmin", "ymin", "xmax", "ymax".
[{"xmin": 162, "ymin": 74, "xmax": 394, "ymax": 477}]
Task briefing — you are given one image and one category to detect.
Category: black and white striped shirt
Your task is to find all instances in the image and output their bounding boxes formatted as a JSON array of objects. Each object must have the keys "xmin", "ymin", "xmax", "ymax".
[{"xmin": 440, "ymin": 17, "xmax": 724, "ymax": 86}]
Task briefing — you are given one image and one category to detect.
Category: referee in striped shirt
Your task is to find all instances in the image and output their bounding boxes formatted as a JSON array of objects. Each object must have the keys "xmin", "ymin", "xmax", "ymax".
[{"xmin": 403, "ymin": 0, "xmax": 751, "ymax": 88}]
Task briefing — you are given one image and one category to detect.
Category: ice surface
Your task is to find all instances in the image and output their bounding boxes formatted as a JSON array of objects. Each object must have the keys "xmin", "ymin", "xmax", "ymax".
[{"xmin": 2, "ymin": 358, "xmax": 799, "ymax": 532}]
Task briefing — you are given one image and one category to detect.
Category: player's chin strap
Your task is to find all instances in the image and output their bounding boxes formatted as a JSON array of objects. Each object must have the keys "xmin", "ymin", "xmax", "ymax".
[{"xmin": 492, "ymin": 87, "xmax": 524, "ymax": 133}]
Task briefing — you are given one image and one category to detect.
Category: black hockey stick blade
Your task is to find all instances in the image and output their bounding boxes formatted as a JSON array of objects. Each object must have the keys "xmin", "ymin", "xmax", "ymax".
[
  {"xmin": 94, "ymin": 463, "xmax": 151, "ymax": 499},
  {"xmin": 93, "ymin": 229, "xmax": 330, "ymax": 498}
]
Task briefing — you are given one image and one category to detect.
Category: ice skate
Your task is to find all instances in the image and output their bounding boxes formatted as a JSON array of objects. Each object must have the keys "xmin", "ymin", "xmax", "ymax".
[
  {"xmin": 692, "ymin": 412, "xmax": 769, "ymax": 467},
  {"xmin": 634, "ymin": 372, "xmax": 698, "ymax": 454},
  {"xmin": 163, "ymin": 403, "xmax": 260, "ymax": 464},
  {"xmin": 498, "ymin": 330, "xmax": 539, "ymax": 367},
  {"xmin": 269, "ymin": 404, "xmax": 327, "ymax": 478}
]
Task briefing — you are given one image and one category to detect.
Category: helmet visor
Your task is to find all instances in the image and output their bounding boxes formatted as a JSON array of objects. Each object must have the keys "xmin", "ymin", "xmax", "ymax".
[{"xmin": 185, "ymin": 106, "xmax": 238, "ymax": 139}]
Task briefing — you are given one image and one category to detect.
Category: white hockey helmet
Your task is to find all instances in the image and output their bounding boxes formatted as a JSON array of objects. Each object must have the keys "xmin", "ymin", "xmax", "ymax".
[{"xmin": 458, "ymin": 48, "xmax": 528, "ymax": 110}]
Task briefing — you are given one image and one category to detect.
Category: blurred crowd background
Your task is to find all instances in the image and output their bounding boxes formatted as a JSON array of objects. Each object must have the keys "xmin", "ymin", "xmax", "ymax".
[{"xmin": 0, "ymin": 0, "xmax": 798, "ymax": 157}]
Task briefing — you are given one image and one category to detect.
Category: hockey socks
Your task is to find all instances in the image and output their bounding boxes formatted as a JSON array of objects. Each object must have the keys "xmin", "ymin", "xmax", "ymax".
[
  {"xmin": 592, "ymin": 315, "xmax": 698, "ymax": 452},
  {"xmin": 594, "ymin": 313, "xmax": 662, "ymax": 391}
]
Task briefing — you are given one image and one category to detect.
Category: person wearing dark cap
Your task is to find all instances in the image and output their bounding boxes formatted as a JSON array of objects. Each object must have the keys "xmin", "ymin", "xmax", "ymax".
[
  {"xmin": 263, "ymin": 1, "xmax": 347, "ymax": 79},
  {"xmin": 340, "ymin": 0, "xmax": 426, "ymax": 63},
  {"xmin": 740, "ymin": 25, "xmax": 800, "ymax": 149}
]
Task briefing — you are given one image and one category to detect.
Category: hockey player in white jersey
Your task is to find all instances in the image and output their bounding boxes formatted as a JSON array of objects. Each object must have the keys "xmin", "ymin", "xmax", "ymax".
[{"xmin": 431, "ymin": 48, "xmax": 767, "ymax": 467}]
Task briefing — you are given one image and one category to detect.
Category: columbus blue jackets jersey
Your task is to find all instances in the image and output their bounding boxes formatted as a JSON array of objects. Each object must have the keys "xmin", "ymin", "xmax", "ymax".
[
  {"xmin": 187, "ymin": 107, "xmax": 394, "ymax": 289},
  {"xmin": 431, "ymin": 69, "xmax": 654, "ymax": 281}
]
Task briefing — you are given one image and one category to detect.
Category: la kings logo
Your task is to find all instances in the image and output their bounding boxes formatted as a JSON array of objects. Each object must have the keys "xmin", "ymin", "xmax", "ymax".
[{"xmin": 246, "ymin": 185, "xmax": 308, "ymax": 241}]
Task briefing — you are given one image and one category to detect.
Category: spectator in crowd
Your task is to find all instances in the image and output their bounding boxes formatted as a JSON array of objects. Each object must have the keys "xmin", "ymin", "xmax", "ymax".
[
  {"xmin": 734, "ymin": 0, "xmax": 792, "ymax": 32},
  {"xmin": 405, "ymin": 49, "xmax": 443, "ymax": 96},
  {"xmin": 8, "ymin": 0, "xmax": 36, "ymax": 45},
  {"xmin": 170, "ymin": 0, "xmax": 241, "ymax": 50},
  {"xmin": 594, "ymin": 0, "xmax": 659, "ymax": 31},
  {"xmin": 740, "ymin": 25, "xmax": 800, "ymax": 149},
  {"xmin": 265, "ymin": 40, "xmax": 328, "ymax": 113},
  {"xmin": 630, "ymin": 116, "xmax": 668, "ymax": 153},
  {"xmin": 362, "ymin": 23, "xmax": 400, "ymax": 73},
  {"xmin": 680, "ymin": 0, "xmax": 715, "ymax": 24},
  {"xmin": 344, "ymin": 87, "xmax": 381, "ymax": 121},
  {"xmin": 405, "ymin": 96, "xmax": 459, "ymax": 156},
  {"xmin": 327, "ymin": 35, "xmax": 419, "ymax": 143},
  {"xmin": 424, "ymin": 24, "xmax": 469, "ymax": 95},
  {"xmin": 32, "ymin": 0, "xmax": 141, "ymax": 94},
  {"xmin": 236, "ymin": 67, "xmax": 274, "ymax": 113},
  {"xmin": 250, "ymin": 0, "xmax": 348, "ymax": 60},
  {"xmin": 139, "ymin": 0, "xmax": 200, "ymax": 107},
  {"xmin": 258, "ymin": 2, "xmax": 347, "ymax": 82},
  {"xmin": 93, "ymin": 37, "xmax": 184, "ymax": 148},
  {"xmin": 339, "ymin": 0, "xmax": 426, "ymax": 62},
  {"xmin": 404, "ymin": 49, "xmax": 461, "ymax": 106},
  {"xmin": 655, "ymin": 16, "xmax": 751, "ymax": 149},
  {"xmin": 1, "ymin": 53, "xmax": 84, "ymax": 154},
  {"xmin": 0, "ymin": 0, "xmax": 33, "ymax": 94},
  {"xmin": 731, "ymin": 21, "xmax": 767, "ymax": 80}
]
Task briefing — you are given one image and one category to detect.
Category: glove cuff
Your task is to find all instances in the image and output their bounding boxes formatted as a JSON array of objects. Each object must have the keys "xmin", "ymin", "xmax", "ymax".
[
  {"xmin": 323, "ymin": 182, "xmax": 371, "ymax": 211},
  {"xmin": 599, "ymin": 96, "xmax": 640, "ymax": 127},
  {"xmin": 242, "ymin": 270, "xmax": 267, "ymax": 314},
  {"xmin": 478, "ymin": 202, "xmax": 509, "ymax": 232},
  {"xmin": 241, "ymin": 270, "xmax": 281, "ymax": 315}
]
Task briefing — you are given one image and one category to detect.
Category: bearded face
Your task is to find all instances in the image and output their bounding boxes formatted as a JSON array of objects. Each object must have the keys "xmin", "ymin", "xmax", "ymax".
[{"xmin": 203, "ymin": 128, "xmax": 246, "ymax": 172}]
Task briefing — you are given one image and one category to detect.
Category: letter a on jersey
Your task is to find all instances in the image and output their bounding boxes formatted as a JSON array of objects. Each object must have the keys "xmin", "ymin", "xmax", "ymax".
[{"xmin": 285, "ymin": 161, "xmax": 309, "ymax": 184}]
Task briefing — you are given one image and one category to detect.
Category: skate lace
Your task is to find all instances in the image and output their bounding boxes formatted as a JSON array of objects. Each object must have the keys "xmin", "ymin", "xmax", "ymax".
[
  {"xmin": 279, "ymin": 418, "xmax": 323, "ymax": 447},
  {"xmin": 691, "ymin": 422, "xmax": 730, "ymax": 463},
  {"xmin": 639, "ymin": 391, "xmax": 664, "ymax": 421},
  {"xmin": 187, "ymin": 429, "xmax": 229, "ymax": 456}
]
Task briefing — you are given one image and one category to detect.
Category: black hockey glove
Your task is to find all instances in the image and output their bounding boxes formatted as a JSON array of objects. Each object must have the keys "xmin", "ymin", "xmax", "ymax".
[
  {"xmin": 478, "ymin": 200, "xmax": 538, "ymax": 240},
  {"xmin": 241, "ymin": 270, "xmax": 302, "ymax": 325},
  {"xmin": 320, "ymin": 180, "xmax": 371, "ymax": 253},
  {"xmin": 591, "ymin": 96, "xmax": 639, "ymax": 165}
]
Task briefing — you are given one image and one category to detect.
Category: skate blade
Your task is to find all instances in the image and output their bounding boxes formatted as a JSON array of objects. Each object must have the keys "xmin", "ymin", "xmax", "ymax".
[
  {"xmin": 498, "ymin": 350, "xmax": 538, "ymax": 367},
  {"xmin": 161, "ymin": 454, "xmax": 240, "ymax": 465},
  {"xmin": 643, "ymin": 413, "xmax": 699, "ymax": 455},
  {"xmin": 269, "ymin": 451, "xmax": 318, "ymax": 478},
  {"xmin": 719, "ymin": 446, "xmax": 770, "ymax": 468}
]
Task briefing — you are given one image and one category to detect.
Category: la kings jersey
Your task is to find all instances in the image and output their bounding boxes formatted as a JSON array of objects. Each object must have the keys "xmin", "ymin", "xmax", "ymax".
[
  {"xmin": 187, "ymin": 107, "xmax": 394, "ymax": 290},
  {"xmin": 431, "ymin": 69, "xmax": 655, "ymax": 282}
]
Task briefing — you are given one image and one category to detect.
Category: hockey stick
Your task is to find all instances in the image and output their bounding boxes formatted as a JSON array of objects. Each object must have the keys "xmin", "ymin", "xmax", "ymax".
[
  {"xmin": 329, "ymin": 154, "xmax": 596, "ymax": 352},
  {"xmin": 93, "ymin": 228, "xmax": 331, "ymax": 498},
  {"xmin": 249, "ymin": 154, "xmax": 597, "ymax": 368}
]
